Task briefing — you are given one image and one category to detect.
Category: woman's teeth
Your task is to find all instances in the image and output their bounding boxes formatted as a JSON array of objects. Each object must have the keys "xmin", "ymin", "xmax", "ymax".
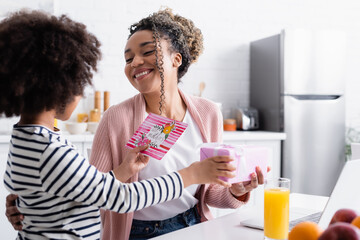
[{"xmin": 135, "ymin": 71, "xmax": 149, "ymax": 78}]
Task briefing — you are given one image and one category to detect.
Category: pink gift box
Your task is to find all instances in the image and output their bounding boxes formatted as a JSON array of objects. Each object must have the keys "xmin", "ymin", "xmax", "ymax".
[{"xmin": 200, "ymin": 144, "xmax": 269, "ymax": 183}]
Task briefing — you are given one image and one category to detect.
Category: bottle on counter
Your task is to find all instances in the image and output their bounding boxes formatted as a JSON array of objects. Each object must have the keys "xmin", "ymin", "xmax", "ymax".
[
  {"xmin": 94, "ymin": 91, "xmax": 101, "ymax": 111},
  {"xmin": 104, "ymin": 91, "xmax": 110, "ymax": 112},
  {"xmin": 89, "ymin": 90, "xmax": 102, "ymax": 122}
]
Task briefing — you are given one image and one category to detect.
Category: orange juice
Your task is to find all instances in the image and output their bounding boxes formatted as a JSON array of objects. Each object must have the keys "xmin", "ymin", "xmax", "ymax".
[{"xmin": 264, "ymin": 187, "xmax": 290, "ymax": 239}]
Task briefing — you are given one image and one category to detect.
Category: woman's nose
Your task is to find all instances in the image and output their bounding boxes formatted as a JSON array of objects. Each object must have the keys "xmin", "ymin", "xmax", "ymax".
[{"xmin": 131, "ymin": 55, "xmax": 144, "ymax": 68}]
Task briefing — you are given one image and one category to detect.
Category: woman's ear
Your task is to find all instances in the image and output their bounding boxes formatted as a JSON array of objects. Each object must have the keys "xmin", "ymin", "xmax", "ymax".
[{"xmin": 172, "ymin": 53, "xmax": 182, "ymax": 68}]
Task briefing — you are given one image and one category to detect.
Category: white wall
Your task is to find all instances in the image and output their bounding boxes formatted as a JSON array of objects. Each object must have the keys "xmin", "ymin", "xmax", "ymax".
[{"xmin": 1, "ymin": 0, "xmax": 360, "ymax": 130}]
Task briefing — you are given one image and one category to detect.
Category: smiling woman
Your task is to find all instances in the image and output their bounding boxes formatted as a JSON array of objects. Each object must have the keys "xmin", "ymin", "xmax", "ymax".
[{"xmin": 88, "ymin": 8, "xmax": 266, "ymax": 240}]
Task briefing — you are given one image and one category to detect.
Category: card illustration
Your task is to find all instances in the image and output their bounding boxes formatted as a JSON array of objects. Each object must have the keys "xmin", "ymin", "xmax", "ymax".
[{"xmin": 126, "ymin": 113, "xmax": 188, "ymax": 160}]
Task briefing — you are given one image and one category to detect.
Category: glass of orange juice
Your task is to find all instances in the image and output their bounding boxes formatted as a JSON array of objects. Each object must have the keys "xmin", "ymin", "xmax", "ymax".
[{"xmin": 264, "ymin": 178, "xmax": 290, "ymax": 240}]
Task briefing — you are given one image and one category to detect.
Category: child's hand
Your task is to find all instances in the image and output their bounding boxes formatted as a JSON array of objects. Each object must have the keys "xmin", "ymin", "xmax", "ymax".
[
  {"xmin": 178, "ymin": 156, "xmax": 236, "ymax": 188},
  {"xmin": 113, "ymin": 145, "xmax": 150, "ymax": 182},
  {"xmin": 5, "ymin": 194, "xmax": 23, "ymax": 231}
]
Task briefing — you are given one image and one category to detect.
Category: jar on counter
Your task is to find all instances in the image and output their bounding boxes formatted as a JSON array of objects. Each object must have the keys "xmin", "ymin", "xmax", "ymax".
[
  {"xmin": 77, "ymin": 113, "xmax": 88, "ymax": 123},
  {"xmin": 223, "ymin": 118, "xmax": 237, "ymax": 131},
  {"xmin": 89, "ymin": 109, "xmax": 101, "ymax": 122}
]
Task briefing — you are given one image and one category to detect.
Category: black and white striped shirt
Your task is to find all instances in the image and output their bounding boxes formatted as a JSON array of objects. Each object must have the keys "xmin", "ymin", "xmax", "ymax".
[{"xmin": 3, "ymin": 125, "xmax": 183, "ymax": 239}]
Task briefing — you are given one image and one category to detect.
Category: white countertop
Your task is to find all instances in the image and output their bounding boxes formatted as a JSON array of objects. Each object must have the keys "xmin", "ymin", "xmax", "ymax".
[
  {"xmin": 152, "ymin": 193, "xmax": 328, "ymax": 240},
  {"xmin": 223, "ymin": 131, "xmax": 286, "ymax": 141},
  {"xmin": 0, "ymin": 131, "xmax": 285, "ymax": 143},
  {"xmin": 0, "ymin": 131, "xmax": 95, "ymax": 143}
]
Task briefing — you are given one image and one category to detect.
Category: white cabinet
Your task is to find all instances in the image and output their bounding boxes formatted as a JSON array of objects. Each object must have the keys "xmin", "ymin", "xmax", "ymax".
[{"xmin": 209, "ymin": 131, "xmax": 286, "ymax": 218}]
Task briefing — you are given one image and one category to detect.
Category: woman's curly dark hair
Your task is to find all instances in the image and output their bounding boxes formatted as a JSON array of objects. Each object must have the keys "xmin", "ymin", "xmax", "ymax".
[
  {"xmin": 128, "ymin": 8, "xmax": 203, "ymax": 114},
  {"xmin": 0, "ymin": 10, "xmax": 101, "ymax": 117}
]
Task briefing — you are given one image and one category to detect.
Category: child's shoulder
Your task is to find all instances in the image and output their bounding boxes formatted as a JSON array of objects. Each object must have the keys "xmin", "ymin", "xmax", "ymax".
[
  {"xmin": 11, "ymin": 125, "xmax": 56, "ymax": 161},
  {"xmin": 12, "ymin": 125, "xmax": 70, "ymax": 150},
  {"xmin": 12, "ymin": 125, "xmax": 53, "ymax": 142}
]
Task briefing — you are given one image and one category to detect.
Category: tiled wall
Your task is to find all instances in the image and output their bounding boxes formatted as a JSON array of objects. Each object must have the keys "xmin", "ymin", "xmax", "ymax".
[{"xmin": 1, "ymin": 0, "xmax": 360, "ymax": 132}]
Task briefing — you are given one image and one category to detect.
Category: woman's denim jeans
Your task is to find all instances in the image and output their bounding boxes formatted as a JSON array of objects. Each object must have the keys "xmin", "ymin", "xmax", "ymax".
[{"xmin": 130, "ymin": 205, "xmax": 201, "ymax": 239}]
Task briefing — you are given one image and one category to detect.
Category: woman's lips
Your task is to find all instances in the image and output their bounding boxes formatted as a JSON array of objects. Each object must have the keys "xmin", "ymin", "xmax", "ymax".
[{"xmin": 134, "ymin": 69, "xmax": 152, "ymax": 81}]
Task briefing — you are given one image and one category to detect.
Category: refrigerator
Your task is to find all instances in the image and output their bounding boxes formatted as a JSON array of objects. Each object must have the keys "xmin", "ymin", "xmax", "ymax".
[{"xmin": 250, "ymin": 29, "xmax": 347, "ymax": 196}]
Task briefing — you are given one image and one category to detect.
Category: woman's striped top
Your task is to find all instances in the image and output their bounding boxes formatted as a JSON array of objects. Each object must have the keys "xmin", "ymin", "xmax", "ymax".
[{"xmin": 3, "ymin": 125, "xmax": 183, "ymax": 239}]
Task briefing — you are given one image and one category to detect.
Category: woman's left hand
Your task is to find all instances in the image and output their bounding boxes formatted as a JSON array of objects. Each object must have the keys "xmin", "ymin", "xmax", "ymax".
[{"xmin": 229, "ymin": 166, "xmax": 269, "ymax": 198}]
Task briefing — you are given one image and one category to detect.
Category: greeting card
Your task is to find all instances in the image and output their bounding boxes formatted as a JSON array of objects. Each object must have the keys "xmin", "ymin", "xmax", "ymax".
[{"xmin": 126, "ymin": 113, "xmax": 188, "ymax": 160}]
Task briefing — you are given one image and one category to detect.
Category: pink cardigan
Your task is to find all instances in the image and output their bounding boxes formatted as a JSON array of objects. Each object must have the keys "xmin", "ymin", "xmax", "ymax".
[{"xmin": 90, "ymin": 89, "xmax": 249, "ymax": 240}]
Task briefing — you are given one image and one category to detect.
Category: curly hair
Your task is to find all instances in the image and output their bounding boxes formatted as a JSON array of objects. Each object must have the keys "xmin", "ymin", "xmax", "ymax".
[
  {"xmin": 0, "ymin": 10, "xmax": 101, "ymax": 117},
  {"xmin": 128, "ymin": 8, "xmax": 204, "ymax": 115}
]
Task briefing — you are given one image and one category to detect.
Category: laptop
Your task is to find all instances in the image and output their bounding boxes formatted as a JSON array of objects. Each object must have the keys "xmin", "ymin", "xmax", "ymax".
[{"xmin": 241, "ymin": 158, "xmax": 360, "ymax": 230}]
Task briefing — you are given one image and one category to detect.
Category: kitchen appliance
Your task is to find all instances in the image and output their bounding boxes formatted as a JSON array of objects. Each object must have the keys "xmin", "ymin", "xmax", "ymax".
[
  {"xmin": 250, "ymin": 29, "xmax": 347, "ymax": 196},
  {"xmin": 235, "ymin": 107, "xmax": 259, "ymax": 130}
]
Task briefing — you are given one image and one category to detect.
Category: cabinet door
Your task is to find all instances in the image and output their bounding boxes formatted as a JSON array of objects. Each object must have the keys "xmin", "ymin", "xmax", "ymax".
[{"xmin": 0, "ymin": 144, "xmax": 17, "ymax": 238}]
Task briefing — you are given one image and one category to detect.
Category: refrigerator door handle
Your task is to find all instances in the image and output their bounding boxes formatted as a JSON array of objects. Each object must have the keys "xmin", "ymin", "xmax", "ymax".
[{"xmin": 283, "ymin": 94, "xmax": 341, "ymax": 100}]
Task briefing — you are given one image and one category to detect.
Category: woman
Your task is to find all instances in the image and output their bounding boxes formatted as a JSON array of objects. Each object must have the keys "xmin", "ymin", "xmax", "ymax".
[{"xmin": 89, "ymin": 8, "xmax": 265, "ymax": 239}]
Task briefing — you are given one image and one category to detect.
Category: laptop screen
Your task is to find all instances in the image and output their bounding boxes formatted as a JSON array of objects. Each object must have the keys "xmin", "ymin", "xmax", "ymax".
[{"xmin": 317, "ymin": 159, "xmax": 360, "ymax": 229}]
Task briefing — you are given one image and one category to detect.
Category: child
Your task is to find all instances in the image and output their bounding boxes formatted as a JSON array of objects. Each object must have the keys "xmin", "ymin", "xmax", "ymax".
[{"xmin": 0, "ymin": 10, "xmax": 235, "ymax": 239}]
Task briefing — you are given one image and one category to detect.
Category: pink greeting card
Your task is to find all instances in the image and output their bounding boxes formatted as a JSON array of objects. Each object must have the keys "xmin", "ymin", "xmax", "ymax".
[{"xmin": 126, "ymin": 113, "xmax": 188, "ymax": 160}]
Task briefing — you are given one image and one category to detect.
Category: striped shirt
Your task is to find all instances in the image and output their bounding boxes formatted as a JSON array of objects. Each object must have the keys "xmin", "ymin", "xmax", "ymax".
[{"xmin": 3, "ymin": 125, "xmax": 183, "ymax": 240}]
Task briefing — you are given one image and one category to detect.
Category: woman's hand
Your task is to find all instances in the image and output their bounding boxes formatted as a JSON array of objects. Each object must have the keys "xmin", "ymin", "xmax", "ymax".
[
  {"xmin": 179, "ymin": 156, "xmax": 236, "ymax": 188},
  {"xmin": 229, "ymin": 166, "xmax": 270, "ymax": 198},
  {"xmin": 113, "ymin": 145, "xmax": 150, "ymax": 182},
  {"xmin": 5, "ymin": 194, "xmax": 23, "ymax": 231}
]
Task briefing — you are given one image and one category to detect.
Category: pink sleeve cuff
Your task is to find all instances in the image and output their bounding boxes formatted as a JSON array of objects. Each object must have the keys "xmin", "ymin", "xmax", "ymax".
[{"xmin": 204, "ymin": 184, "xmax": 251, "ymax": 209}]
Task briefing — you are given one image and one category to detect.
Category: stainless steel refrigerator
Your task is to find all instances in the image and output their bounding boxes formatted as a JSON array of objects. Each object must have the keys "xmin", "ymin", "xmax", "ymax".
[{"xmin": 250, "ymin": 29, "xmax": 347, "ymax": 196}]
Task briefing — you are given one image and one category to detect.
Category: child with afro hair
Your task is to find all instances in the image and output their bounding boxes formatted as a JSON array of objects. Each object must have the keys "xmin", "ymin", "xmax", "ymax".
[{"xmin": 0, "ymin": 10, "xmax": 235, "ymax": 239}]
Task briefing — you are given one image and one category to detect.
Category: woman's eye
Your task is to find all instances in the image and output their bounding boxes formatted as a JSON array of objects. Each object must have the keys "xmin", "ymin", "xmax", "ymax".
[
  {"xmin": 125, "ymin": 58, "xmax": 133, "ymax": 63},
  {"xmin": 144, "ymin": 50, "xmax": 155, "ymax": 55}
]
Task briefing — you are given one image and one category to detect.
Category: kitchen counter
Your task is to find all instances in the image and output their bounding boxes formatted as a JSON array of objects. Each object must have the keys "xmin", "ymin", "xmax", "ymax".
[
  {"xmin": 0, "ymin": 131, "xmax": 95, "ymax": 143},
  {"xmin": 0, "ymin": 131, "xmax": 285, "ymax": 143},
  {"xmin": 0, "ymin": 130, "xmax": 286, "ymax": 172},
  {"xmin": 223, "ymin": 131, "xmax": 286, "ymax": 141}
]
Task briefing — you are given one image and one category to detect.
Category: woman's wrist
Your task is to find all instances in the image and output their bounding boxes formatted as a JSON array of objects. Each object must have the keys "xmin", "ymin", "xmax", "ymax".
[{"xmin": 229, "ymin": 188, "xmax": 249, "ymax": 201}]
